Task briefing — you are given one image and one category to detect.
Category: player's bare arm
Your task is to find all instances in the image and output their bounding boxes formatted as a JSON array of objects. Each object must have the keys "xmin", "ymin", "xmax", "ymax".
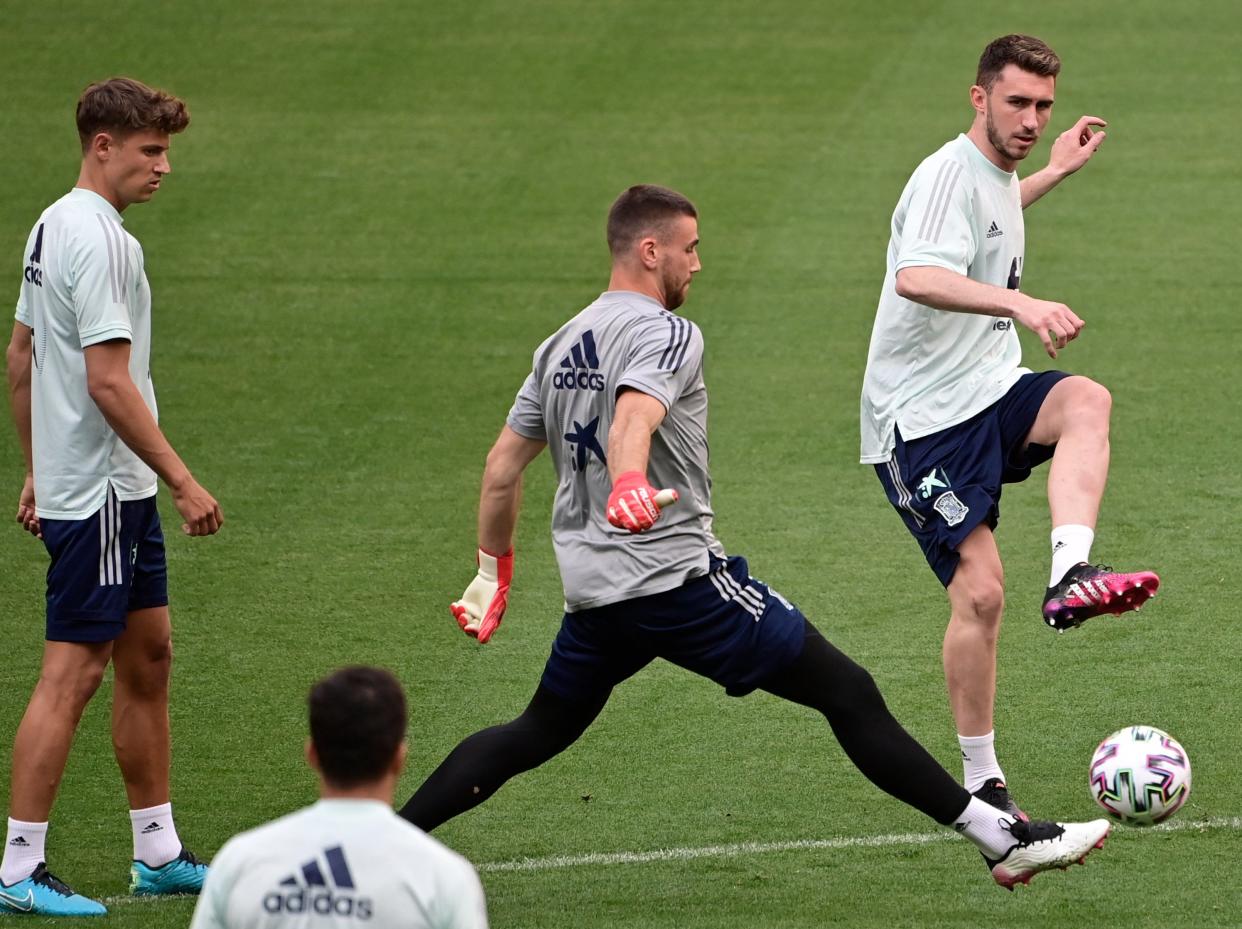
[
  {"xmin": 5, "ymin": 321, "xmax": 39, "ymax": 537},
  {"xmin": 607, "ymin": 388, "xmax": 667, "ymax": 477},
  {"xmin": 83, "ymin": 339, "xmax": 222, "ymax": 536},
  {"xmin": 1021, "ymin": 115, "xmax": 1107, "ymax": 208},
  {"xmin": 895, "ymin": 266, "xmax": 1084, "ymax": 359},
  {"xmin": 605, "ymin": 389, "xmax": 677, "ymax": 533},
  {"xmin": 477, "ymin": 425, "xmax": 546, "ymax": 555},
  {"xmin": 450, "ymin": 425, "xmax": 545, "ymax": 644}
]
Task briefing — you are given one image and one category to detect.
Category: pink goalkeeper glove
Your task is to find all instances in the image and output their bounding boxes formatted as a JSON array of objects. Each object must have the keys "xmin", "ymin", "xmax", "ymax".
[
  {"xmin": 450, "ymin": 547, "xmax": 513, "ymax": 644},
  {"xmin": 606, "ymin": 471, "xmax": 679, "ymax": 533}
]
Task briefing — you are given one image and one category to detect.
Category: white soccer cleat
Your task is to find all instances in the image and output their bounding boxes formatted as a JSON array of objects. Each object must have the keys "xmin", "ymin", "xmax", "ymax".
[{"xmin": 985, "ymin": 818, "xmax": 1110, "ymax": 890}]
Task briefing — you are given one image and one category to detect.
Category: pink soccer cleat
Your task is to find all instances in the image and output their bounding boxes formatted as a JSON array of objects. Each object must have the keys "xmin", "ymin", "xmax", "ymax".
[{"xmin": 1042, "ymin": 563, "xmax": 1160, "ymax": 632}]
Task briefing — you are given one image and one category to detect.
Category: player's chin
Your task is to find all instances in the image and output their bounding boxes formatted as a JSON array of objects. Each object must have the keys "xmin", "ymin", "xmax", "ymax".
[{"xmin": 1008, "ymin": 139, "xmax": 1036, "ymax": 160}]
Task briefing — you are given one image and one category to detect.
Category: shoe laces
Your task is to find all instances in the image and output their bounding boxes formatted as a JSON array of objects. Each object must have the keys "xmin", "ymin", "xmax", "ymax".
[
  {"xmin": 30, "ymin": 864, "xmax": 74, "ymax": 897},
  {"xmin": 175, "ymin": 847, "xmax": 204, "ymax": 868},
  {"xmin": 1006, "ymin": 819, "xmax": 1065, "ymax": 847}
]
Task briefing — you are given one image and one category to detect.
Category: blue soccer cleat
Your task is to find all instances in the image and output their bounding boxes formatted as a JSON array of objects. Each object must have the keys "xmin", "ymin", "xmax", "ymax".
[
  {"xmin": 0, "ymin": 862, "xmax": 106, "ymax": 916},
  {"xmin": 129, "ymin": 846, "xmax": 208, "ymax": 896}
]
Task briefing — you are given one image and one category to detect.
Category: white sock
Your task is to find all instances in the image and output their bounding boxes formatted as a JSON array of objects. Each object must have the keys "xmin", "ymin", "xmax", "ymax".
[
  {"xmin": 1, "ymin": 819, "xmax": 47, "ymax": 885},
  {"xmin": 958, "ymin": 731, "xmax": 1005, "ymax": 793},
  {"xmin": 130, "ymin": 803, "xmax": 182, "ymax": 867},
  {"xmin": 1050, "ymin": 524, "xmax": 1094, "ymax": 586},
  {"xmin": 951, "ymin": 796, "xmax": 1019, "ymax": 859}
]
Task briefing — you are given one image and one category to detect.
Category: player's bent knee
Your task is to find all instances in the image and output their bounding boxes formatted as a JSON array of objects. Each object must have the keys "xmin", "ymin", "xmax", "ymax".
[
  {"xmin": 956, "ymin": 578, "xmax": 1005, "ymax": 626},
  {"xmin": 1064, "ymin": 376, "xmax": 1112, "ymax": 423},
  {"xmin": 116, "ymin": 640, "xmax": 173, "ymax": 698},
  {"xmin": 36, "ymin": 662, "xmax": 107, "ymax": 714}
]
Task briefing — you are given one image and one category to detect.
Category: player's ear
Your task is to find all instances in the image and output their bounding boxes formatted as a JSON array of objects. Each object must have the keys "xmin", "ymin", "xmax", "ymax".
[
  {"xmin": 89, "ymin": 132, "xmax": 114, "ymax": 160},
  {"xmin": 637, "ymin": 236, "xmax": 659, "ymax": 270},
  {"xmin": 305, "ymin": 739, "xmax": 320, "ymax": 773},
  {"xmin": 391, "ymin": 741, "xmax": 408, "ymax": 777},
  {"xmin": 969, "ymin": 84, "xmax": 987, "ymax": 115}
]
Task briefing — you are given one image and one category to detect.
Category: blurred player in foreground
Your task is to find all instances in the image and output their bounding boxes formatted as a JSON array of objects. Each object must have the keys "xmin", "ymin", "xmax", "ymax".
[
  {"xmin": 3, "ymin": 77, "xmax": 222, "ymax": 917},
  {"xmin": 399, "ymin": 184, "xmax": 1110, "ymax": 890},
  {"xmin": 858, "ymin": 34, "xmax": 1159, "ymax": 819},
  {"xmin": 190, "ymin": 667, "xmax": 488, "ymax": 929}
]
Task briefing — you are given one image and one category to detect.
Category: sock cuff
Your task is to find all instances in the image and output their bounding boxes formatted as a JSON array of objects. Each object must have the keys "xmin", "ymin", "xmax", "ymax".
[
  {"xmin": 1051, "ymin": 524, "xmax": 1095, "ymax": 538},
  {"xmin": 957, "ymin": 731, "xmax": 996, "ymax": 748},
  {"xmin": 129, "ymin": 803, "xmax": 172, "ymax": 821},
  {"xmin": 6, "ymin": 819, "xmax": 48, "ymax": 834}
]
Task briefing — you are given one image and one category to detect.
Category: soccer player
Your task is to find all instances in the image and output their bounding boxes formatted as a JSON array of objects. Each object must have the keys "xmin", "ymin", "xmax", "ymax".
[
  {"xmin": 858, "ymin": 35, "xmax": 1160, "ymax": 819},
  {"xmin": 2, "ymin": 77, "xmax": 223, "ymax": 916},
  {"xmin": 399, "ymin": 184, "xmax": 1111, "ymax": 890},
  {"xmin": 189, "ymin": 667, "xmax": 489, "ymax": 929}
]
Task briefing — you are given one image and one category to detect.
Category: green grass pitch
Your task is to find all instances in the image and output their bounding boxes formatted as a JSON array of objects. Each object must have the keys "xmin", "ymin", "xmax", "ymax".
[{"xmin": 2, "ymin": 1, "xmax": 1240, "ymax": 926}]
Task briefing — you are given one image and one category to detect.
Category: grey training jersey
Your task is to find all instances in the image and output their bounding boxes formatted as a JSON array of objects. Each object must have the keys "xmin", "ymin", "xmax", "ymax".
[{"xmin": 507, "ymin": 290, "xmax": 724, "ymax": 611}]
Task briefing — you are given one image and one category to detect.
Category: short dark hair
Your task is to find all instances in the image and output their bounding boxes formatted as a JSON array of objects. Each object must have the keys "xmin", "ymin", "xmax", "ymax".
[
  {"xmin": 606, "ymin": 184, "xmax": 697, "ymax": 257},
  {"xmin": 76, "ymin": 77, "xmax": 190, "ymax": 152},
  {"xmin": 308, "ymin": 666, "xmax": 407, "ymax": 788},
  {"xmin": 976, "ymin": 35, "xmax": 1061, "ymax": 91}
]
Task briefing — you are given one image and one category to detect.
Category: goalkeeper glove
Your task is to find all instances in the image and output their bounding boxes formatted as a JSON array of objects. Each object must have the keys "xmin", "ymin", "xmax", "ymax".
[
  {"xmin": 606, "ymin": 471, "xmax": 679, "ymax": 533},
  {"xmin": 450, "ymin": 547, "xmax": 513, "ymax": 644}
]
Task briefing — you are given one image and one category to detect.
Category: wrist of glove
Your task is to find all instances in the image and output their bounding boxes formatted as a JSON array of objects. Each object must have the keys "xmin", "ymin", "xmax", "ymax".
[
  {"xmin": 450, "ymin": 547, "xmax": 513, "ymax": 644},
  {"xmin": 606, "ymin": 471, "xmax": 678, "ymax": 533}
]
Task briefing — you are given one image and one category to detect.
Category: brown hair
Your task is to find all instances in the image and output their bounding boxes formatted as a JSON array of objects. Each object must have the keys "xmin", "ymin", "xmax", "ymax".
[
  {"xmin": 976, "ymin": 35, "xmax": 1061, "ymax": 91},
  {"xmin": 606, "ymin": 184, "xmax": 697, "ymax": 257},
  {"xmin": 309, "ymin": 666, "xmax": 407, "ymax": 788},
  {"xmin": 76, "ymin": 77, "xmax": 190, "ymax": 152}
]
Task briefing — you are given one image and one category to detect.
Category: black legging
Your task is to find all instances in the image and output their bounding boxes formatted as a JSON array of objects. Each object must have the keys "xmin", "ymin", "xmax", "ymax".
[{"xmin": 399, "ymin": 621, "xmax": 970, "ymax": 831}]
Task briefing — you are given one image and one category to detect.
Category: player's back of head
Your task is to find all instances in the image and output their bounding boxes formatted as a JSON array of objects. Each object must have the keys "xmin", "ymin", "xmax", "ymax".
[{"xmin": 309, "ymin": 666, "xmax": 407, "ymax": 789}]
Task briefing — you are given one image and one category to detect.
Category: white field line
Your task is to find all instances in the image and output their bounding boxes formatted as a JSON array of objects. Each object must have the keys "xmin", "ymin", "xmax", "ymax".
[
  {"xmin": 477, "ymin": 815, "xmax": 1242, "ymax": 874},
  {"xmin": 100, "ymin": 815, "xmax": 1242, "ymax": 904}
]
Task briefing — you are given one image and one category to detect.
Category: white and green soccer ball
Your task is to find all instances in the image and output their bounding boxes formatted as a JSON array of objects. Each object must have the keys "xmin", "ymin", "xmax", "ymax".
[{"xmin": 1089, "ymin": 725, "xmax": 1191, "ymax": 826}]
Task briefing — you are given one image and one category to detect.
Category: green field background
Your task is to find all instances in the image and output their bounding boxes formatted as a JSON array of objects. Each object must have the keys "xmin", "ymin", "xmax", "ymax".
[{"xmin": 1, "ymin": 1, "xmax": 1239, "ymax": 926}]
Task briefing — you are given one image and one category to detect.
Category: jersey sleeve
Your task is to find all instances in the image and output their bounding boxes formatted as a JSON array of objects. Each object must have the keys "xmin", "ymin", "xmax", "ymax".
[
  {"xmin": 15, "ymin": 223, "xmax": 36, "ymax": 326},
  {"xmin": 616, "ymin": 314, "xmax": 703, "ymax": 411},
  {"xmin": 69, "ymin": 224, "xmax": 133, "ymax": 347},
  {"xmin": 505, "ymin": 371, "xmax": 546, "ymax": 440},
  {"xmin": 894, "ymin": 158, "xmax": 977, "ymax": 275}
]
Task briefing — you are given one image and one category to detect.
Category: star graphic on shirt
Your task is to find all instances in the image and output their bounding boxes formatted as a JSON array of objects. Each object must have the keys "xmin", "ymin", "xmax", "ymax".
[{"xmin": 564, "ymin": 417, "xmax": 607, "ymax": 471}]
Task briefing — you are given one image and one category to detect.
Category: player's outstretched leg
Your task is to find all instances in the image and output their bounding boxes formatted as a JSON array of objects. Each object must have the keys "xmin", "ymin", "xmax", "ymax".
[
  {"xmin": 1042, "ymin": 563, "xmax": 1160, "ymax": 632},
  {"xmin": 399, "ymin": 686, "xmax": 607, "ymax": 832},
  {"xmin": 983, "ymin": 819, "xmax": 1110, "ymax": 890},
  {"xmin": 759, "ymin": 621, "xmax": 1110, "ymax": 887}
]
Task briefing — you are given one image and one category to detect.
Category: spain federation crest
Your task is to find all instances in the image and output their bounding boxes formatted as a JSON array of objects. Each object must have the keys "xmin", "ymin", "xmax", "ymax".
[{"xmin": 933, "ymin": 491, "xmax": 969, "ymax": 527}]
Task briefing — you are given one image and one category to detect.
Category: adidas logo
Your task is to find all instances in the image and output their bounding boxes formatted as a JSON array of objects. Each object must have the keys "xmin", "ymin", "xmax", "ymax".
[
  {"xmin": 141, "ymin": 822, "xmax": 163, "ymax": 834},
  {"xmin": 7, "ymin": 837, "xmax": 29, "ymax": 847},
  {"xmin": 986, "ymin": 221, "xmax": 1003, "ymax": 239},
  {"xmin": 1068, "ymin": 579, "xmax": 1108, "ymax": 605},
  {"xmin": 264, "ymin": 845, "xmax": 373, "ymax": 920},
  {"xmin": 553, "ymin": 330, "xmax": 605, "ymax": 391}
]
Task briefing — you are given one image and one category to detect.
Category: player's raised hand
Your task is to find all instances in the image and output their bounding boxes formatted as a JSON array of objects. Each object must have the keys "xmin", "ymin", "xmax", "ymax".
[
  {"xmin": 1048, "ymin": 115, "xmax": 1107, "ymax": 178},
  {"xmin": 451, "ymin": 548, "xmax": 513, "ymax": 644},
  {"xmin": 172, "ymin": 476, "xmax": 223, "ymax": 536},
  {"xmin": 607, "ymin": 471, "xmax": 678, "ymax": 533},
  {"xmin": 15, "ymin": 474, "xmax": 41, "ymax": 539},
  {"xmin": 1013, "ymin": 295, "xmax": 1085, "ymax": 359}
]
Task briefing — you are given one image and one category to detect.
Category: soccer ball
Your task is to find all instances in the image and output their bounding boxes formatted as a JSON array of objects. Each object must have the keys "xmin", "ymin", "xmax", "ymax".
[{"xmin": 1088, "ymin": 725, "xmax": 1191, "ymax": 826}]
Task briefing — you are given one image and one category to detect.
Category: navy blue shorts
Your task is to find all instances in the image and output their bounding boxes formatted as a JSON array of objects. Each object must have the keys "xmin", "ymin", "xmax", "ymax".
[
  {"xmin": 40, "ymin": 487, "xmax": 169, "ymax": 642},
  {"xmin": 874, "ymin": 371, "xmax": 1071, "ymax": 588},
  {"xmin": 540, "ymin": 555, "xmax": 808, "ymax": 701}
]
